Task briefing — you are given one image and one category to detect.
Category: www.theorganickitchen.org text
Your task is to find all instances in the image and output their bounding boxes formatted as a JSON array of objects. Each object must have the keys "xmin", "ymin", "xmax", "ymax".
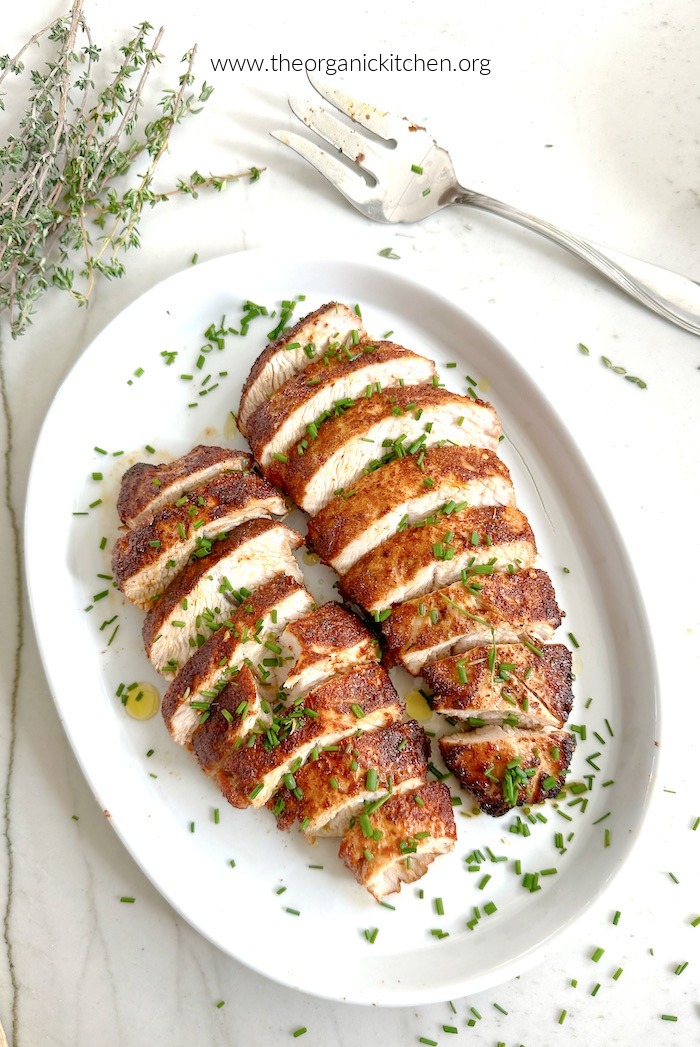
[{"xmin": 210, "ymin": 54, "xmax": 492, "ymax": 75}]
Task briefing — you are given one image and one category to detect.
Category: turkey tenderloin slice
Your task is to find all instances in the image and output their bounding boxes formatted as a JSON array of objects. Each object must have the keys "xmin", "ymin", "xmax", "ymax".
[
  {"xmin": 267, "ymin": 385, "xmax": 502, "ymax": 516},
  {"xmin": 381, "ymin": 568, "xmax": 563, "ymax": 675},
  {"xmin": 439, "ymin": 724, "xmax": 575, "ymax": 817},
  {"xmin": 117, "ymin": 445, "xmax": 251, "ymax": 528},
  {"xmin": 143, "ymin": 520, "xmax": 304, "ymax": 676},
  {"xmin": 214, "ymin": 664, "xmax": 403, "ymax": 809},
  {"xmin": 307, "ymin": 445, "xmax": 514, "ymax": 574},
  {"xmin": 190, "ymin": 666, "xmax": 262, "ymax": 773},
  {"xmin": 341, "ymin": 505, "xmax": 537, "ymax": 613},
  {"xmin": 161, "ymin": 573, "xmax": 314, "ymax": 746},
  {"xmin": 112, "ymin": 472, "xmax": 287, "ymax": 610},
  {"xmin": 237, "ymin": 302, "xmax": 364, "ymax": 435},
  {"xmin": 338, "ymin": 781, "xmax": 456, "ymax": 901},
  {"xmin": 270, "ymin": 719, "xmax": 430, "ymax": 837},
  {"xmin": 280, "ymin": 601, "xmax": 380, "ymax": 700},
  {"xmin": 247, "ymin": 341, "xmax": 436, "ymax": 468},
  {"xmin": 425, "ymin": 643, "xmax": 573, "ymax": 729}
]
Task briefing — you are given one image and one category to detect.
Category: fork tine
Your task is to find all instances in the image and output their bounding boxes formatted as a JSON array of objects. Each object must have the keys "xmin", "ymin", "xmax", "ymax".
[
  {"xmin": 306, "ymin": 73, "xmax": 403, "ymax": 142},
  {"xmin": 270, "ymin": 130, "xmax": 375, "ymax": 209},
  {"xmin": 288, "ymin": 96, "xmax": 386, "ymax": 176}
]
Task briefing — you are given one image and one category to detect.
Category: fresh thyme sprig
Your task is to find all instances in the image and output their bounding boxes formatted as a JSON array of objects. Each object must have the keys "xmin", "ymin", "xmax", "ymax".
[{"xmin": 0, "ymin": 0, "xmax": 261, "ymax": 337}]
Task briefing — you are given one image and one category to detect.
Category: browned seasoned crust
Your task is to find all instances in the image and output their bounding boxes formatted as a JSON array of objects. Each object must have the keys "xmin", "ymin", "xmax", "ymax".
[
  {"xmin": 112, "ymin": 471, "xmax": 286, "ymax": 600},
  {"xmin": 246, "ymin": 341, "xmax": 435, "ymax": 463},
  {"xmin": 439, "ymin": 726, "xmax": 576, "ymax": 816},
  {"xmin": 191, "ymin": 666, "xmax": 260, "ymax": 773},
  {"xmin": 237, "ymin": 302, "xmax": 364, "ymax": 434},
  {"xmin": 426, "ymin": 643, "xmax": 573, "ymax": 727},
  {"xmin": 307, "ymin": 445, "xmax": 513, "ymax": 567},
  {"xmin": 117, "ymin": 445, "xmax": 251, "ymax": 528},
  {"xmin": 266, "ymin": 384, "xmax": 501, "ymax": 506},
  {"xmin": 142, "ymin": 519, "xmax": 303, "ymax": 654},
  {"xmin": 338, "ymin": 780, "xmax": 456, "ymax": 899},
  {"xmin": 214, "ymin": 664, "xmax": 403, "ymax": 808},
  {"xmin": 161, "ymin": 573, "xmax": 310, "ymax": 729},
  {"xmin": 270, "ymin": 719, "xmax": 430, "ymax": 831},
  {"xmin": 381, "ymin": 568, "xmax": 563, "ymax": 670},
  {"xmin": 339, "ymin": 505, "xmax": 537, "ymax": 612},
  {"xmin": 284, "ymin": 600, "xmax": 378, "ymax": 661}
]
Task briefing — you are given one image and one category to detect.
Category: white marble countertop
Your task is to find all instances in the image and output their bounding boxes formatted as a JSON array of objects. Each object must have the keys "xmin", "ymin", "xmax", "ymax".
[{"xmin": 2, "ymin": 1, "xmax": 699, "ymax": 1044}]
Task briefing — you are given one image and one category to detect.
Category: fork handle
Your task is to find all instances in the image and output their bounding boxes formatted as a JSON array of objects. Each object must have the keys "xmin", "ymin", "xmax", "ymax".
[{"xmin": 454, "ymin": 188, "xmax": 700, "ymax": 335}]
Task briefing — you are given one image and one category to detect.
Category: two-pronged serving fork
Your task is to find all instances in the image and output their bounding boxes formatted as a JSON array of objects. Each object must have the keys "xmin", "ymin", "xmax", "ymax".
[{"xmin": 272, "ymin": 76, "xmax": 700, "ymax": 336}]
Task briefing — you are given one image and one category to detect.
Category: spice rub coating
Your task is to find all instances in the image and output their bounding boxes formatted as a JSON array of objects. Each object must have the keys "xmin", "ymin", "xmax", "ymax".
[
  {"xmin": 439, "ymin": 725, "xmax": 575, "ymax": 816},
  {"xmin": 117, "ymin": 445, "xmax": 251, "ymax": 528},
  {"xmin": 247, "ymin": 341, "xmax": 436, "ymax": 467},
  {"xmin": 340, "ymin": 504, "xmax": 537, "ymax": 613},
  {"xmin": 271, "ymin": 719, "xmax": 430, "ymax": 836},
  {"xmin": 339, "ymin": 781, "xmax": 456, "ymax": 900},
  {"xmin": 237, "ymin": 302, "xmax": 364, "ymax": 435},
  {"xmin": 307, "ymin": 445, "xmax": 515, "ymax": 574},
  {"xmin": 281, "ymin": 601, "xmax": 380, "ymax": 699},
  {"xmin": 267, "ymin": 384, "xmax": 502, "ymax": 516},
  {"xmin": 214, "ymin": 664, "xmax": 403, "ymax": 809},
  {"xmin": 142, "ymin": 519, "xmax": 304, "ymax": 675},
  {"xmin": 161, "ymin": 572, "xmax": 313, "ymax": 745},
  {"xmin": 381, "ymin": 568, "xmax": 563, "ymax": 675},
  {"xmin": 426, "ymin": 643, "xmax": 573, "ymax": 729},
  {"xmin": 191, "ymin": 665, "xmax": 261, "ymax": 774},
  {"xmin": 112, "ymin": 471, "xmax": 287, "ymax": 609}
]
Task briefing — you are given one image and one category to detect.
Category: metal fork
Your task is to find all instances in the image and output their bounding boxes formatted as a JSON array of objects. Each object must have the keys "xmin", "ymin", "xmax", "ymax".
[{"xmin": 272, "ymin": 76, "xmax": 700, "ymax": 336}]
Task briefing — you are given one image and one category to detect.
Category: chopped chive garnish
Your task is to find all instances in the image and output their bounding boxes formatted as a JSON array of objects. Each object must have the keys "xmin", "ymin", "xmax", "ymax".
[
  {"xmin": 591, "ymin": 946, "xmax": 604, "ymax": 963},
  {"xmin": 120, "ymin": 896, "xmax": 135, "ymax": 904},
  {"xmin": 292, "ymin": 1028, "xmax": 307, "ymax": 1038}
]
